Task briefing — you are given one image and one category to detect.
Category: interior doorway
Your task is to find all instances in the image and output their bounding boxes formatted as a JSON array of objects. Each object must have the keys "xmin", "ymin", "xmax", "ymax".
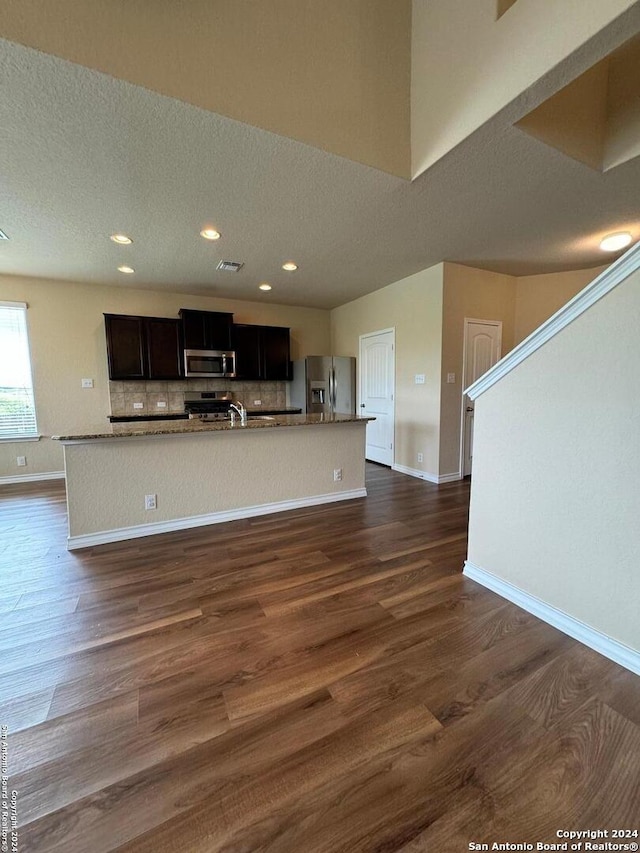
[
  {"xmin": 460, "ymin": 319, "xmax": 502, "ymax": 476},
  {"xmin": 359, "ymin": 328, "xmax": 395, "ymax": 466}
]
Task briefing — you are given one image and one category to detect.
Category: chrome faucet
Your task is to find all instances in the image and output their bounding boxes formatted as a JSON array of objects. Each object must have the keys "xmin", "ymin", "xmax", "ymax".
[{"xmin": 229, "ymin": 401, "xmax": 247, "ymax": 425}]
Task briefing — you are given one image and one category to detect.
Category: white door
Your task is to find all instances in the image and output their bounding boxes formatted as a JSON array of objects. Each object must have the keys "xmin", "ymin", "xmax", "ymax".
[
  {"xmin": 461, "ymin": 319, "xmax": 502, "ymax": 476},
  {"xmin": 359, "ymin": 329, "xmax": 395, "ymax": 466}
]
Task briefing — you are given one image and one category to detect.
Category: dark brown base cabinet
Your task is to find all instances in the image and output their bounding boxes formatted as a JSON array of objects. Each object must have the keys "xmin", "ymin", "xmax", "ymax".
[
  {"xmin": 233, "ymin": 324, "xmax": 292, "ymax": 381},
  {"xmin": 105, "ymin": 314, "xmax": 182, "ymax": 381}
]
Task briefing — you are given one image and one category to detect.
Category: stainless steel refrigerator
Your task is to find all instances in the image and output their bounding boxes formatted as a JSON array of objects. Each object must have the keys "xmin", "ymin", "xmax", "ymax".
[{"xmin": 291, "ymin": 356, "xmax": 356, "ymax": 415}]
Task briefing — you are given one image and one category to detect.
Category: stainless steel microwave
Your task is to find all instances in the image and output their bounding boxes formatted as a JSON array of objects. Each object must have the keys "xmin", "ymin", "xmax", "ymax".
[{"xmin": 184, "ymin": 350, "xmax": 236, "ymax": 378}]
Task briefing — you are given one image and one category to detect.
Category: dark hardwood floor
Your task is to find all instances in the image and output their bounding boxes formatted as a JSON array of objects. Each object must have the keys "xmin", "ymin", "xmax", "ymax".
[{"xmin": 1, "ymin": 465, "xmax": 638, "ymax": 852}]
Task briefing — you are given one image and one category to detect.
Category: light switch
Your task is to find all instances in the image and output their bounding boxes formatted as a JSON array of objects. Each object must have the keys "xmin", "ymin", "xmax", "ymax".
[
  {"xmin": 414, "ymin": 374, "xmax": 425, "ymax": 385},
  {"xmin": 81, "ymin": 378, "xmax": 94, "ymax": 389},
  {"xmin": 447, "ymin": 373, "xmax": 456, "ymax": 384}
]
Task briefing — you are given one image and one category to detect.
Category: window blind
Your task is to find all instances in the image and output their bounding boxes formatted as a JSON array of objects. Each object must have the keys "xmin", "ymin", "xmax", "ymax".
[{"xmin": 0, "ymin": 302, "xmax": 38, "ymax": 439}]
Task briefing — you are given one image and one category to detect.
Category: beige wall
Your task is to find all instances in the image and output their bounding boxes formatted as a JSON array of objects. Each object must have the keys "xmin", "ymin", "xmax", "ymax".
[
  {"xmin": 439, "ymin": 263, "xmax": 517, "ymax": 476},
  {"xmin": 514, "ymin": 265, "xmax": 607, "ymax": 344},
  {"xmin": 411, "ymin": 0, "xmax": 638, "ymax": 177},
  {"xmin": 331, "ymin": 261, "xmax": 607, "ymax": 480},
  {"xmin": 0, "ymin": 275, "xmax": 331, "ymax": 479},
  {"xmin": 515, "ymin": 61, "xmax": 610, "ymax": 171},
  {"xmin": 515, "ymin": 37, "xmax": 640, "ymax": 173},
  {"xmin": 1, "ymin": 262, "xmax": 610, "ymax": 483},
  {"xmin": 0, "ymin": 0, "xmax": 411, "ymax": 178},
  {"xmin": 604, "ymin": 35, "xmax": 640, "ymax": 171},
  {"xmin": 331, "ymin": 265, "xmax": 444, "ymax": 477},
  {"xmin": 64, "ymin": 422, "xmax": 366, "ymax": 541},
  {"xmin": 467, "ymin": 266, "xmax": 640, "ymax": 651}
]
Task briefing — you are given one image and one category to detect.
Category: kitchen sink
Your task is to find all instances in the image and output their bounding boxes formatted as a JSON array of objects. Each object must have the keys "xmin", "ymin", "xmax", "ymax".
[{"xmin": 248, "ymin": 415, "xmax": 276, "ymax": 421}]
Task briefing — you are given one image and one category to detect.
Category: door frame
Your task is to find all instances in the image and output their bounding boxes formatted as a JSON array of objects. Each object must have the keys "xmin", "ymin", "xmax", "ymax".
[
  {"xmin": 459, "ymin": 318, "xmax": 502, "ymax": 478},
  {"xmin": 358, "ymin": 327, "xmax": 396, "ymax": 468}
]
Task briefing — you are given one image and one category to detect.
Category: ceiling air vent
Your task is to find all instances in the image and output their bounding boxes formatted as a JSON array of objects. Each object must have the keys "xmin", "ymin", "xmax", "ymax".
[
  {"xmin": 0, "ymin": 229, "xmax": 9, "ymax": 240},
  {"xmin": 216, "ymin": 260, "xmax": 243, "ymax": 272}
]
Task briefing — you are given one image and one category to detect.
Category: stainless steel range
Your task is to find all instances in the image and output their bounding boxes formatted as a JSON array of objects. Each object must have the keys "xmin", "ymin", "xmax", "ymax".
[{"xmin": 184, "ymin": 392, "xmax": 234, "ymax": 421}]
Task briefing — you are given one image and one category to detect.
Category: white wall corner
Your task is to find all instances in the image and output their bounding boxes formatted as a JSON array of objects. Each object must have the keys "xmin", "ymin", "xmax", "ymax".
[{"xmin": 464, "ymin": 561, "xmax": 640, "ymax": 677}]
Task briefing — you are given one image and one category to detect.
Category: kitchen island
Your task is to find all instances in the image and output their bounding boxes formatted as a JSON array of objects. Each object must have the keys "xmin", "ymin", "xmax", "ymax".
[{"xmin": 53, "ymin": 414, "xmax": 373, "ymax": 550}]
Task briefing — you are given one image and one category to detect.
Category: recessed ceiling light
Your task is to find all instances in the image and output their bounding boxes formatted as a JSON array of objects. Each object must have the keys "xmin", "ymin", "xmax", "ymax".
[
  {"xmin": 282, "ymin": 261, "xmax": 298, "ymax": 271},
  {"xmin": 200, "ymin": 228, "xmax": 221, "ymax": 241},
  {"xmin": 110, "ymin": 234, "xmax": 132, "ymax": 245},
  {"xmin": 259, "ymin": 283, "xmax": 272, "ymax": 291},
  {"xmin": 117, "ymin": 265, "xmax": 135, "ymax": 274},
  {"xmin": 599, "ymin": 232, "xmax": 632, "ymax": 252}
]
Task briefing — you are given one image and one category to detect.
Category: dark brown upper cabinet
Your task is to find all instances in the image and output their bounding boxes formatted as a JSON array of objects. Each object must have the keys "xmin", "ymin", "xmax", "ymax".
[
  {"xmin": 232, "ymin": 324, "xmax": 262, "ymax": 380},
  {"xmin": 179, "ymin": 309, "xmax": 233, "ymax": 351},
  {"xmin": 104, "ymin": 314, "xmax": 146, "ymax": 380},
  {"xmin": 104, "ymin": 314, "xmax": 182, "ymax": 380},
  {"xmin": 145, "ymin": 318, "xmax": 182, "ymax": 380},
  {"xmin": 262, "ymin": 325, "xmax": 292, "ymax": 380},
  {"xmin": 231, "ymin": 324, "xmax": 291, "ymax": 381}
]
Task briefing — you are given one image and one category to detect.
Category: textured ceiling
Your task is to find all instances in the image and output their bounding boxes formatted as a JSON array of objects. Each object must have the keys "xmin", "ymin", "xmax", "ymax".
[{"xmin": 1, "ymin": 32, "xmax": 640, "ymax": 310}]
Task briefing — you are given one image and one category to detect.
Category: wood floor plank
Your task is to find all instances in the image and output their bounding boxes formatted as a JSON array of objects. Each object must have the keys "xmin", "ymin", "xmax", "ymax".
[
  {"xmin": 0, "ymin": 607, "xmax": 204, "ymax": 674},
  {"xmin": 112, "ymin": 698, "xmax": 443, "ymax": 853},
  {"xmin": 8, "ymin": 692, "xmax": 139, "ymax": 775},
  {"xmin": 19, "ymin": 690, "xmax": 346, "ymax": 853},
  {"xmin": 1, "ymin": 466, "xmax": 637, "ymax": 853}
]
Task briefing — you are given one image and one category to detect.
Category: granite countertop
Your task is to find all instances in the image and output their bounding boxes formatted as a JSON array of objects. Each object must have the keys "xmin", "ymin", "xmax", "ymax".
[{"xmin": 52, "ymin": 413, "xmax": 374, "ymax": 442}]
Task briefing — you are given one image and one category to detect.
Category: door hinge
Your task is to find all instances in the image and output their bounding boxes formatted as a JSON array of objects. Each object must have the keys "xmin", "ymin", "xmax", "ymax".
[{"xmin": 390, "ymin": 442, "xmax": 393, "ymax": 449}]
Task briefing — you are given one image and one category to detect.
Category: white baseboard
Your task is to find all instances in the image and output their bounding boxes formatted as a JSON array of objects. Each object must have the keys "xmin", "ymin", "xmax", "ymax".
[
  {"xmin": 392, "ymin": 463, "xmax": 461, "ymax": 485},
  {"xmin": 438, "ymin": 471, "xmax": 463, "ymax": 483},
  {"xmin": 67, "ymin": 487, "xmax": 367, "ymax": 551},
  {"xmin": 0, "ymin": 471, "xmax": 65, "ymax": 486},
  {"xmin": 464, "ymin": 561, "xmax": 640, "ymax": 677}
]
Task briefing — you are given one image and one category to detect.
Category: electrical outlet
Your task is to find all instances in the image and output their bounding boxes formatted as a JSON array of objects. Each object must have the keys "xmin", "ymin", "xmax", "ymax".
[
  {"xmin": 133, "ymin": 402, "xmax": 144, "ymax": 410},
  {"xmin": 144, "ymin": 494, "xmax": 157, "ymax": 511},
  {"xmin": 333, "ymin": 468, "xmax": 343, "ymax": 482},
  {"xmin": 253, "ymin": 399, "xmax": 262, "ymax": 406},
  {"xmin": 447, "ymin": 373, "xmax": 456, "ymax": 384},
  {"xmin": 16, "ymin": 456, "xmax": 26, "ymax": 467},
  {"xmin": 81, "ymin": 378, "xmax": 94, "ymax": 389},
  {"xmin": 156, "ymin": 401, "xmax": 167, "ymax": 408},
  {"xmin": 417, "ymin": 452, "xmax": 423, "ymax": 464},
  {"xmin": 414, "ymin": 374, "xmax": 425, "ymax": 385}
]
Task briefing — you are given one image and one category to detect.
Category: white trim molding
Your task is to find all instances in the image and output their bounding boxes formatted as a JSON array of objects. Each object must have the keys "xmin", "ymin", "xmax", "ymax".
[
  {"xmin": 67, "ymin": 487, "xmax": 367, "ymax": 550},
  {"xmin": 392, "ymin": 463, "xmax": 461, "ymax": 485},
  {"xmin": 464, "ymin": 561, "xmax": 640, "ymax": 677},
  {"xmin": 466, "ymin": 240, "xmax": 640, "ymax": 400},
  {"xmin": 0, "ymin": 471, "xmax": 65, "ymax": 486},
  {"xmin": 438, "ymin": 471, "xmax": 463, "ymax": 484}
]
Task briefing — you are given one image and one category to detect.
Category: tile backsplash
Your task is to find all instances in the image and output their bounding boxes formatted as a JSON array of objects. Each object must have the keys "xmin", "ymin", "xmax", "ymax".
[{"xmin": 109, "ymin": 379, "xmax": 287, "ymax": 417}]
